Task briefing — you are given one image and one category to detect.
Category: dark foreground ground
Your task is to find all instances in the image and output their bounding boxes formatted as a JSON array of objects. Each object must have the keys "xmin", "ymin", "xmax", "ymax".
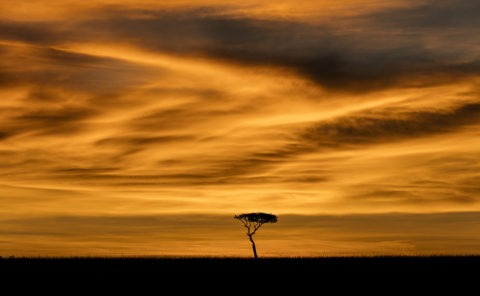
[{"xmin": 1, "ymin": 256, "xmax": 478, "ymax": 292}]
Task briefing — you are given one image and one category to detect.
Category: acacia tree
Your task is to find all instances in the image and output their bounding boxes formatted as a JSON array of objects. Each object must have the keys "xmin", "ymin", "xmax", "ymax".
[{"xmin": 234, "ymin": 212, "xmax": 278, "ymax": 259}]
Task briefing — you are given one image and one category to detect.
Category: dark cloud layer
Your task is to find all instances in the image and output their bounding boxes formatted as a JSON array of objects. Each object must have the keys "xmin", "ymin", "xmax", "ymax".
[
  {"xmin": 96, "ymin": 135, "xmax": 194, "ymax": 147},
  {"xmin": 10, "ymin": 106, "xmax": 96, "ymax": 136},
  {"xmin": 366, "ymin": 0, "xmax": 480, "ymax": 30},
  {"xmin": 1, "ymin": 1, "xmax": 479, "ymax": 92},
  {"xmin": 0, "ymin": 21, "xmax": 65, "ymax": 43},
  {"xmin": 303, "ymin": 103, "xmax": 480, "ymax": 148}
]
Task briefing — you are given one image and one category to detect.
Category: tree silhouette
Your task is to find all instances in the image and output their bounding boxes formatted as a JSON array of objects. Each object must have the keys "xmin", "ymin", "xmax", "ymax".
[{"xmin": 234, "ymin": 212, "xmax": 278, "ymax": 259}]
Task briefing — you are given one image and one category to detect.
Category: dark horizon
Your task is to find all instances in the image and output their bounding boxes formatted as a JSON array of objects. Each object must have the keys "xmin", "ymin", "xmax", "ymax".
[{"xmin": 3, "ymin": 255, "xmax": 479, "ymax": 291}]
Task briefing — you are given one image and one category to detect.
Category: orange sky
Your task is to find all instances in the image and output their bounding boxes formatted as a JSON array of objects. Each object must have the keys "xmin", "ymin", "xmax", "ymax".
[{"xmin": 1, "ymin": 0, "xmax": 479, "ymax": 257}]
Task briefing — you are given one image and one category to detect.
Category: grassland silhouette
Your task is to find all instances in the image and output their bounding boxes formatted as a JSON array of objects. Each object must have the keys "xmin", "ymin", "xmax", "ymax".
[
  {"xmin": 1, "ymin": 212, "xmax": 478, "ymax": 292},
  {"xmin": 1, "ymin": 254, "xmax": 479, "ymax": 292}
]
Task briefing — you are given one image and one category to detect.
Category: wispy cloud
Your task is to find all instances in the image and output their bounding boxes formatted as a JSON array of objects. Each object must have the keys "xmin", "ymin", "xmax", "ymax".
[
  {"xmin": 2, "ymin": 2, "xmax": 480, "ymax": 92},
  {"xmin": 302, "ymin": 102, "xmax": 480, "ymax": 148},
  {"xmin": 0, "ymin": 0, "xmax": 479, "ymax": 256}
]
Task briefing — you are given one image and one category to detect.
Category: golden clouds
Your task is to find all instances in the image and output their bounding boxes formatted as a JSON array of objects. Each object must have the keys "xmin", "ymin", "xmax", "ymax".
[
  {"xmin": 0, "ymin": 0, "xmax": 479, "ymax": 256},
  {"xmin": 0, "ymin": 0, "xmax": 422, "ymax": 21}
]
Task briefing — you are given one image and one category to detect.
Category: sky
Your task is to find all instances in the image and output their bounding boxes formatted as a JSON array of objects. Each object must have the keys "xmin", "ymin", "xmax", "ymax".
[{"xmin": 1, "ymin": 0, "xmax": 479, "ymax": 257}]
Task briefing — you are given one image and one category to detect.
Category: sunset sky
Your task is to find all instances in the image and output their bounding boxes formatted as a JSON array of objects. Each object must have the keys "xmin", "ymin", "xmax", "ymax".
[{"xmin": 1, "ymin": 0, "xmax": 480, "ymax": 257}]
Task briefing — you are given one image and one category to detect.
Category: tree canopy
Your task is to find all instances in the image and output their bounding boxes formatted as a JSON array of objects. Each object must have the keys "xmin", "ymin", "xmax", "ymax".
[{"xmin": 234, "ymin": 212, "xmax": 278, "ymax": 224}]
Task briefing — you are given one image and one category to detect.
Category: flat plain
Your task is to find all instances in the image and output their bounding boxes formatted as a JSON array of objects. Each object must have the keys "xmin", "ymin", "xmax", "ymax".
[{"xmin": 1, "ymin": 255, "xmax": 478, "ymax": 292}]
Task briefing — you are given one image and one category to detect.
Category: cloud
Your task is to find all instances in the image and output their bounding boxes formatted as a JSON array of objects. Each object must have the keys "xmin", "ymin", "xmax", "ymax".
[
  {"xmin": 12, "ymin": 106, "xmax": 95, "ymax": 133},
  {"xmin": 0, "ymin": 131, "xmax": 12, "ymax": 141},
  {"xmin": 302, "ymin": 102, "xmax": 480, "ymax": 148},
  {"xmin": 96, "ymin": 135, "xmax": 194, "ymax": 147},
  {"xmin": 0, "ymin": 43, "xmax": 160, "ymax": 93},
  {"xmin": 2, "ymin": 3, "xmax": 480, "ymax": 92},
  {"xmin": 0, "ymin": 20, "xmax": 65, "ymax": 43},
  {"xmin": 1, "ymin": 1, "xmax": 480, "ymax": 233},
  {"xmin": 363, "ymin": 0, "xmax": 480, "ymax": 31},
  {"xmin": 85, "ymin": 8, "xmax": 480, "ymax": 92}
]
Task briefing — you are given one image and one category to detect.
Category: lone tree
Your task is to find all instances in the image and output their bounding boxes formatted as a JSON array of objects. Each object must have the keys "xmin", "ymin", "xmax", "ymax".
[{"xmin": 234, "ymin": 212, "xmax": 278, "ymax": 259}]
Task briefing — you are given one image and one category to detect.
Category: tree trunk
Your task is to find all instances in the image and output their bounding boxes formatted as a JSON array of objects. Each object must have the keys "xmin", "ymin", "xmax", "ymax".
[{"xmin": 248, "ymin": 234, "xmax": 258, "ymax": 259}]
